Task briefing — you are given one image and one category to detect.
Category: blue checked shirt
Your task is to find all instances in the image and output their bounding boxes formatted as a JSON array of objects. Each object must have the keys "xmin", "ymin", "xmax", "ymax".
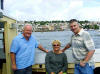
[{"xmin": 10, "ymin": 33, "xmax": 38, "ymax": 69}]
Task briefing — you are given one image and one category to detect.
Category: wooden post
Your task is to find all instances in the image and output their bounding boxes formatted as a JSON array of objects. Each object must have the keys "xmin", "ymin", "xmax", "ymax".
[{"xmin": 0, "ymin": 15, "xmax": 17, "ymax": 74}]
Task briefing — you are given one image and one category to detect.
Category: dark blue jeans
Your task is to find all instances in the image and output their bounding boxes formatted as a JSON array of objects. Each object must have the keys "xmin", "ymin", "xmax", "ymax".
[
  {"xmin": 74, "ymin": 63, "xmax": 94, "ymax": 74},
  {"xmin": 14, "ymin": 65, "xmax": 32, "ymax": 74}
]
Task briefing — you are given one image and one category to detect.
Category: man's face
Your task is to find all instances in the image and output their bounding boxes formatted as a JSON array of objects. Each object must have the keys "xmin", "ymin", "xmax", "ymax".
[
  {"xmin": 70, "ymin": 22, "xmax": 80, "ymax": 34},
  {"xmin": 23, "ymin": 26, "xmax": 32, "ymax": 39}
]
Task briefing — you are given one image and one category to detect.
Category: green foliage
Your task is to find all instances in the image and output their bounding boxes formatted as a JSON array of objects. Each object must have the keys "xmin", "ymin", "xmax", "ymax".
[
  {"xmin": 23, "ymin": 20, "xmax": 99, "ymax": 30},
  {"xmin": 93, "ymin": 24, "xmax": 99, "ymax": 29},
  {"xmin": 83, "ymin": 24, "xmax": 99, "ymax": 29},
  {"xmin": 39, "ymin": 21, "xmax": 47, "ymax": 25}
]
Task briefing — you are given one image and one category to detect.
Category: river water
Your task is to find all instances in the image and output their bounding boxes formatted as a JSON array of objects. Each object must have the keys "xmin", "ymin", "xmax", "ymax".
[
  {"xmin": 33, "ymin": 30, "xmax": 100, "ymax": 50},
  {"xmin": 33, "ymin": 30, "xmax": 100, "ymax": 64},
  {"xmin": 1, "ymin": 30, "xmax": 99, "ymax": 63}
]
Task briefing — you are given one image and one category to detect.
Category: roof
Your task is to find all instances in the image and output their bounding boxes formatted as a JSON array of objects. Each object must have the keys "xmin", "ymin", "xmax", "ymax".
[{"xmin": 0, "ymin": 9, "xmax": 17, "ymax": 21}]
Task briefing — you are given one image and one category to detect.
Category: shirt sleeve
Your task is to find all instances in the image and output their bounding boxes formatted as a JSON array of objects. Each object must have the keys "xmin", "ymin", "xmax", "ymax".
[
  {"xmin": 61, "ymin": 53, "xmax": 68, "ymax": 72},
  {"xmin": 10, "ymin": 38, "xmax": 19, "ymax": 53},
  {"xmin": 32, "ymin": 35, "xmax": 39, "ymax": 48},
  {"xmin": 83, "ymin": 32, "xmax": 95, "ymax": 51},
  {"xmin": 45, "ymin": 52, "xmax": 53, "ymax": 74},
  {"xmin": 35, "ymin": 39, "xmax": 39, "ymax": 48}
]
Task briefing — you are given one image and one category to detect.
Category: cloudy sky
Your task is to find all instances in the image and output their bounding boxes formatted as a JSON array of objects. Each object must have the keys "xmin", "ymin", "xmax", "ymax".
[{"xmin": 4, "ymin": 0, "xmax": 100, "ymax": 21}]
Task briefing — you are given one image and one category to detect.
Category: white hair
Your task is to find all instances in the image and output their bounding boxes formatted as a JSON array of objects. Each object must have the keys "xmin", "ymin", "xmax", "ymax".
[{"xmin": 22, "ymin": 24, "xmax": 33, "ymax": 31}]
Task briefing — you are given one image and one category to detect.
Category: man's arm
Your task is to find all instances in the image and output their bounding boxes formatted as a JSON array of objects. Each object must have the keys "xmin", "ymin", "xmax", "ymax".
[
  {"xmin": 62, "ymin": 43, "xmax": 71, "ymax": 52},
  {"xmin": 80, "ymin": 31, "xmax": 95, "ymax": 67},
  {"xmin": 10, "ymin": 52, "xmax": 17, "ymax": 70},
  {"xmin": 80, "ymin": 50, "xmax": 95, "ymax": 67},
  {"xmin": 84, "ymin": 50, "xmax": 95, "ymax": 62},
  {"xmin": 38, "ymin": 44, "xmax": 48, "ymax": 53}
]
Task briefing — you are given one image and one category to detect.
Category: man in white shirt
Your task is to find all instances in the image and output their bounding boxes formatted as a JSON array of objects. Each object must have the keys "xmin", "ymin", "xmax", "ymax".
[{"xmin": 62, "ymin": 19, "xmax": 95, "ymax": 74}]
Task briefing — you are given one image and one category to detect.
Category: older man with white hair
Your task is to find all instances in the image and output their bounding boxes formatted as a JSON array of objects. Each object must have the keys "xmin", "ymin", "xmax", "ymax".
[{"xmin": 10, "ymin": 24, "xmax": 48, "ymax": 74}]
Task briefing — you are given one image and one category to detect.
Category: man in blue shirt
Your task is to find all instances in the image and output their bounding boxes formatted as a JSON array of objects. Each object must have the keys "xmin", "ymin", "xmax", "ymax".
[{"xmin": 10, "ymin": 24, "xmax": 48, "ymax": 74}]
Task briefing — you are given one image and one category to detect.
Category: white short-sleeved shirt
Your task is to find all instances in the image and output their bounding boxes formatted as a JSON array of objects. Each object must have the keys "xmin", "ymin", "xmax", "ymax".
[{"xmin": 69, "ymin": 29, "xmax": 95, "ymax": 66}]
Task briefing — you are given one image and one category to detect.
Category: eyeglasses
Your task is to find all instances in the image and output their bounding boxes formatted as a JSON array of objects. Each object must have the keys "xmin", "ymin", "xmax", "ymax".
[{"xmin": 53, "ymin": 44, "xmax": 60, "ymax": 46}]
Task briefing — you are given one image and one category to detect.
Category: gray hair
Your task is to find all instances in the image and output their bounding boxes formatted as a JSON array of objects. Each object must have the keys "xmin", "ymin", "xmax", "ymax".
[{"xmin": 22, "ymin": 24, "xmax": 33, "ymax": 31}]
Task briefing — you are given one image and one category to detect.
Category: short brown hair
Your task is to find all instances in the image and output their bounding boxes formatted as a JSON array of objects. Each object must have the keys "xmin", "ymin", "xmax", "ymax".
[
  {"xmin": 69, "ymin": 19, "xmax": 78, "ymax": 24},
  {"xmin": 69, "ymin": 19, "xmax": 82, "ymax": 27}
]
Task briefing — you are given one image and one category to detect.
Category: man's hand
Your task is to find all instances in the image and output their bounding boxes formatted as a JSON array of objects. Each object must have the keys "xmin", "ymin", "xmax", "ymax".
[
  {"xmin": 12, "ymin": 64, "xmax": 17, "ymax": 71},
  {"xmin": 51, "ymin": 72, "xmax": 55, "ymax": 74},
  {"xmin": 59, "ymin": 71, "xmax": 63, "ymax": 74},
  {"xmin": 80, "ymin": 61, "xmax": 86, "ymax": 67},
  {"xmin": 62, "ymin": 44, "xmax": 71, "ymax": 52},
  {"xmin": 45, "ymin": 50, "xmax": 49, "ymax": 53}
]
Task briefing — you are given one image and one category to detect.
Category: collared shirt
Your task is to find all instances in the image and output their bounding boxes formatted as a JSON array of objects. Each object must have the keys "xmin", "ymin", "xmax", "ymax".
[
  {"xmin": 10, "ymin": 33, "xmax": 39, "ymax": 69},
  {"xmin": 69, "ymin": 29, "xmax": 95, "ymax": 66}
]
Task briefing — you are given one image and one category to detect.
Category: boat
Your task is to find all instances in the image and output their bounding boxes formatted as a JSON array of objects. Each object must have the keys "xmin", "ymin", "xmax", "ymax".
[
  {"xmin": 0, "ymin": 12, "xmax": 100, "ymax": 74},
  {"xmin": 1, "ymin": 16, "xmax": 100, "ymax": 74}
]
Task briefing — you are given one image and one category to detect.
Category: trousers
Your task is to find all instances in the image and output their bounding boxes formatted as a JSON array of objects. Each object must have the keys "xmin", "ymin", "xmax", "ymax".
[
  {"xmin": 14, "ymin": 65, "xmax": 32, "ymax": 74},
  {"xmin": 74, "ymin": 63, "xmax": 94, "ymax": 74}
]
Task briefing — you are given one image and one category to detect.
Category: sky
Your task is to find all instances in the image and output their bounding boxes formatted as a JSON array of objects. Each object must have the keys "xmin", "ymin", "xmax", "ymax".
[{"xmin": 3, "ymin": 0, "xmax": 100, "ymax": 21}]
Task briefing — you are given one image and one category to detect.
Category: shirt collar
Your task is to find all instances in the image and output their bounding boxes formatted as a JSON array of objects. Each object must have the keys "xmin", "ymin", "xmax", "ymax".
[
  {"xmin": 78, "ymin": 28, "xmax": 84, "ymax": 36},
  {"xmin": 19, "ymin": 33, "xmax": 24, "ymax": 39},
  {"xmin": 19, "ymin": 33, "xmax": 32, "ymax": 40},
  {"xmin": 73, "ymin": 28, "xmax": 84, "ymax": 36}
]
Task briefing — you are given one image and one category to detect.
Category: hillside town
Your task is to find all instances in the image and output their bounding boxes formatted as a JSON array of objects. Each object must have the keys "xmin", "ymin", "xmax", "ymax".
[
  {"xmin": 17, "ymin": 20, "xmax": 100, "ymax": 32},
  {"xmin": 0, "ymin": 0, "xmax": 100, "ymax": 74}
]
